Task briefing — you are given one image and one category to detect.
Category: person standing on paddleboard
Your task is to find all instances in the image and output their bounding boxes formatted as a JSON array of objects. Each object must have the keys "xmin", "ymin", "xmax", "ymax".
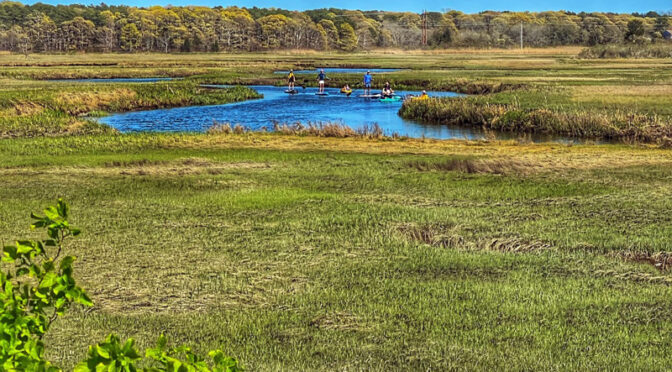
[
  {"xmin": 287, "ymin": 69, "xmax": 296, "ymax": 92},
  {"xmin": 363, "ymin": 70, "xmax": 373, "ymax": 95},
  {"xmin": 317, "ymin": 69, "xmax": 329, "ymax": 94}
]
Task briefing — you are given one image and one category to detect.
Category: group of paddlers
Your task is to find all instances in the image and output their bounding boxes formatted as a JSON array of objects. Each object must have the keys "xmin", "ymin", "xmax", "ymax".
[{"xmin": 286, "ymin": 69, "xmax": 429, "ymax": 100}]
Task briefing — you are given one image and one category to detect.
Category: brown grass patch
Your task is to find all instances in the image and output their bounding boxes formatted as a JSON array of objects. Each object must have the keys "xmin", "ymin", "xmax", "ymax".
[
  {"xmin": 0, "ymin": 157, "xmax": 271, "ymax": 177},
  {"xmin": 7, "ymin": 101, "xmax": 45, "ymax": 116},
  {"xmin": 407, "ymin": 157, "xmax": 535, "ymax": 175},
  {"xmin": 594, "ymin": 269, "xmax": 672, "ymax": 285},
  {"xmin": 399, "ymin": 223, "xmax": 551, "ymax": 253},
  {"xmin": 55, "ymin": 88, "xmax": 136, "ymax": 115},
  {"xmin": 310, "ymin": 312, "xmax": 361, "ymax": 331},
  {"xmin": 613, "ymin": 251, "xmax": 672, "ymax": 272}
]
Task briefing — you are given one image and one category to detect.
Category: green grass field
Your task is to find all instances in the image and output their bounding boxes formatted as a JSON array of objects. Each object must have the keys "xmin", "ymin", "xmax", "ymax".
[
  {"xmin": 3, "ymin": 133, "xmax": 672, "ymax": 370},
  {"xmin": 3, "ymin": 50, "xmax": 672, "ymax": 370}
]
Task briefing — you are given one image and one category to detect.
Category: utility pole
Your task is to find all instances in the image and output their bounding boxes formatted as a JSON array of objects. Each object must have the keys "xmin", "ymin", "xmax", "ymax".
[
  {"xmin": 422, "ymin": 10, "xmax": 428, "ymax": 46},
  {"xmin": 520, "ymin": 23, "xmax": 523, "ymax": 49}
]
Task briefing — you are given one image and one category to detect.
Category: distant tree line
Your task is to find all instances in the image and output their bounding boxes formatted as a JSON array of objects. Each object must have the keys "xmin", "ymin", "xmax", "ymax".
[{"xmin": 0, "ymin": 2, "xmax": 670, "ymax": 53}]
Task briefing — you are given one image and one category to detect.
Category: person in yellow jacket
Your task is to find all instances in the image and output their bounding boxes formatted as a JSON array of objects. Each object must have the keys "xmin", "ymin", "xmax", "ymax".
[
  {"xmin": 418, "ymin": 90, "xmax": 429, "ymax": 100},
  {"xmin": 287, "ymin": 69, "xmax": 296, "ymax": 91}
]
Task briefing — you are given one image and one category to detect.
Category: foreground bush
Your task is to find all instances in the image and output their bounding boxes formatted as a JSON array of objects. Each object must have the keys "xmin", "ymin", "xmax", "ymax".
[{"xmin": 1, "ymin": 199, "xmax": 243, "ymax": 371}]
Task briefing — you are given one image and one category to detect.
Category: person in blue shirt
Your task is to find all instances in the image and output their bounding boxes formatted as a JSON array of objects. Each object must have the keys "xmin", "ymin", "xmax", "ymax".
[
  {"xmin": 363, "ymin": 71, "xmax": 373, "ymax": 95},
  {"xmin": 317, "ymin": 69, "xmax": 329, "ymax": 93}
]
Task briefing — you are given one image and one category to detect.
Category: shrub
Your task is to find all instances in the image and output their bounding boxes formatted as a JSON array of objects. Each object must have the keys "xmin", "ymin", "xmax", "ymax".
[{"xmin": 1, "ymin": 199, "xmax": 244, "ymax": 371}]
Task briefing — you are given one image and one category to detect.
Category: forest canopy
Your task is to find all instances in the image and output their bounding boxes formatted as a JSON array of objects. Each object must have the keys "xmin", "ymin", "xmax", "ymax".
[{"xmin": 0, "ymin": 2, "xmax": 670, "ymax": 53}]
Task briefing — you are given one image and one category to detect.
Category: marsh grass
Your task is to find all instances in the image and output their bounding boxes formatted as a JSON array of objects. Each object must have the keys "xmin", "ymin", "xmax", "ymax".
[
  {"xmin": 208, "ymin": 122, "xmax": 391, "ymax": 139},
  {"xmin": 400, "ymin": 96, "xmax": 672, "ymax": 142},
  {"xmin": 0, "ymin": 83, "xmax": 261, "ymax": 137},
  {"xmin": 406, "ymin": 157, "xmax": 533, "ymax": 175},
  {"xmin": 2, "ymin": 134, "xmax": 669, "ymax": 370},
  {"xmin": 580, "ymin": 44, "xmax": 672, "ymax": 59}
]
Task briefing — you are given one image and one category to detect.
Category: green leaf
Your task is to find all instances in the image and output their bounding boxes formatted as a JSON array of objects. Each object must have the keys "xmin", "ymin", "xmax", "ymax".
[
  {"xmin": 60, "ymin": 256, "xmax": 76, "ymax": 271},
  {"xmin": 77, "ymin": 290, "xmax": 94, "ymax": 307},
  {"xmin": 44, "ymin": 206, "xmax": 60, "ymax": 220},
  {"xmin": 3, "ymin": 245, "xmax": 17, "ymax": 261},
  {"xmin": 157, "ymin": 334, "xmax": 167, "ymax": 349},
  {"xmin": 39, "ymin": 272, "xmax": 57, "ymax": 288},
  {"xmin": 95, "ymin": 344, "xmax": 111, "ymax": 359},
  {"xmin": 57, "ymin": 199, "xmax": 69, "ymax": 218},
  {"xmin": 74, "ymin": 362, "xmax": 92, "ymax": 372}
]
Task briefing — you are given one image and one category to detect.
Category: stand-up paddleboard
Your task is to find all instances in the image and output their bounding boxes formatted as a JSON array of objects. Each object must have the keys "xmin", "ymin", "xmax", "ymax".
[
  {"xmin": 315, "ymin": 92, "xmax": 329, "ymax": 96},
  {"xmin": 359, "ymin": 94, "xmax": 381, "ymax": 99},
  {"xmin": 285, "ymin": 89, "xmax": 299, "ymax": 94}
]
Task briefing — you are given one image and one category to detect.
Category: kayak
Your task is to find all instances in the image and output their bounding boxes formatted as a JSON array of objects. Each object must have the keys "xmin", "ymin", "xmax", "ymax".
[
  {"xmin": 340, "ymin": 89, "xmax": 353, "ymax": 96},
  {"xmin": 285, "ymin": 89, "xmax": 299, "ymax": 94},
  {"xmin": 379, "ymin": 96, "xmax": 402, "ymax": 102}
]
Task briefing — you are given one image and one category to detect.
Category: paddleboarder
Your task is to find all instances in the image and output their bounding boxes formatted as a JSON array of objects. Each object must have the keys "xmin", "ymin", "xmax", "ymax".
[
  {"xmin": 363, "ymin": 70, "xmax": 373, "ymax": 95},
  {"xmin": 287, "ymin": 69, "xmax": 296, "ymax": 92},
  {"xmin": 317, "ymin": 69, "xmax": 329, "ymax": 94}
]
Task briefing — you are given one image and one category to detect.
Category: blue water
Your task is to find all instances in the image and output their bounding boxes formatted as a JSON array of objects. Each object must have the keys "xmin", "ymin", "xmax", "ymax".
[
  {"xmin": 52, "ymin": 78, "xmax": 176, "ymax": 83},
  {"xmin": 99, "ymin": 85, "xmax": 499, "ymax": 139},
  {"xmin": 274, "ymin": 68, "xmax": 401, "ymax": 74}
]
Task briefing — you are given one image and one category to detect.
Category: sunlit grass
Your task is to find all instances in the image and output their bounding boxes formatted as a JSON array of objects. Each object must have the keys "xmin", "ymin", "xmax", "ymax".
[{"xmin": 2, "ymin": 133, "xmax": 672, "ymax": 370}]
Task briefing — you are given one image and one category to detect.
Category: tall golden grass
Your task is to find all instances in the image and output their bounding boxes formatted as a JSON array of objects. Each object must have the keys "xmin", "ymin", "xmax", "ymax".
[{"xmin": 399, "ymin": 97, "xmax": 672, "ymax": 143}]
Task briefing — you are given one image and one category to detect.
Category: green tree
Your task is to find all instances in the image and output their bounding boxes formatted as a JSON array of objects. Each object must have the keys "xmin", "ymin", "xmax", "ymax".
[
  {"xmin": 625, "ymin": 18, "xmax": 646, "ymax": 41},
  {"xmin": 257, "ymin": 14, "xmax": 292, "ymax": 49},
  {"xmin": 653, "ymin": 16, "xmax": 670, "ymax": 38},
  {"xmin": 318, "ymin": 19, "xmax": 339, "ymax": 49},
  {"xmin": 338, "ymin": 22, "xmax": 357, "ymax": 51},
  {"xmin": 59, "ymin": 16, "xmax": 95, "ymax": 51},
  {"xmin": 120, "ymin": 22, "xmax": 141, "ymax": 51},
  {"xmin": 430, "ymin": 15, "xmax": 458, "ymax": 46}
]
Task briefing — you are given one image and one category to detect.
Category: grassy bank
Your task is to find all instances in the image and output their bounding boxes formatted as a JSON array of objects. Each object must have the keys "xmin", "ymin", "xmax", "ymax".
[
  {"xmin": 2, "ymin": 133, "xmax": 672, "ymax": 370},
  {"xmin": 399, "ymin": 95, "xmax": 672, "ymax": 142},
  {"xmin": 0, "ymin": 82, "xmax": 260, "ymax": 137},
  {"xmin": 579, "ymin": 44, "xmax": 672, "ymax": 59}
]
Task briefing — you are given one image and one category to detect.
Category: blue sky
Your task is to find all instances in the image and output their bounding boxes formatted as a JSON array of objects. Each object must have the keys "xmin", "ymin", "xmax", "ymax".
[{"xmin": 20, "ymin": 0, "xmax": 672, "ymax": 14}]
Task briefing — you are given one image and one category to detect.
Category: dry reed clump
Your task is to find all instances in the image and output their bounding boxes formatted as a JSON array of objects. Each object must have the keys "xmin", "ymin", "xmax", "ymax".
[
  {"xmin": 398, "ymin": 224, "xmax": 550, "ymax": 253},
  {"xmin": 594, "ymin": 270, "xmax": 672, "ymax": 285},
  {"xmin": 207, "ymin": 121, "xmax": 392, "ymax": 139},
  {"xmin": 579, "ymin": 44, "xmax": 672, "ymax": 59},
  {"xmin": 273, "ymin": 122, "xmax": 386, "ymax": 139},
  {"xmin": 309, "ymin": 312, "xmax": 361, "ymax": 331},
  {"xmin": 613, "ymin": 251, "xmax": 672, "ymax": 272},
  {"xmin": 5, "ymin": 101, "xmax": 45, "ymax": 116},
  {"xmin": 399, "ymin": 97, "xmax": 672, "ymax": 143},
  {"xmin": 483, "ymin": 238, "xmax": 552, "ymax": 253},
  {"xmin": 407, "ymin": 157, "xmax": 533, "ymax": 175},
  {"xmin": 207, "ymin": 122, "xmax": 248, "ymax": 134},
  {"xmin": 55, "ymin": 89, "xmax": 137, "ymax": 115}
]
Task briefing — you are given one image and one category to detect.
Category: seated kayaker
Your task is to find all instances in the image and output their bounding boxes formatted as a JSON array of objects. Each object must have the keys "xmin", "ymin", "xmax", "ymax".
[
  {"xmin": 340, "ymin": 84, "xmax": 352, "ymax": 96},
  {"xmin": 418, "ymin": 90, "xmax": 428, "ymax": 99},
  {"xmin": 381, "ymin": 82, "xmax": 394, "ymax": 98}
]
